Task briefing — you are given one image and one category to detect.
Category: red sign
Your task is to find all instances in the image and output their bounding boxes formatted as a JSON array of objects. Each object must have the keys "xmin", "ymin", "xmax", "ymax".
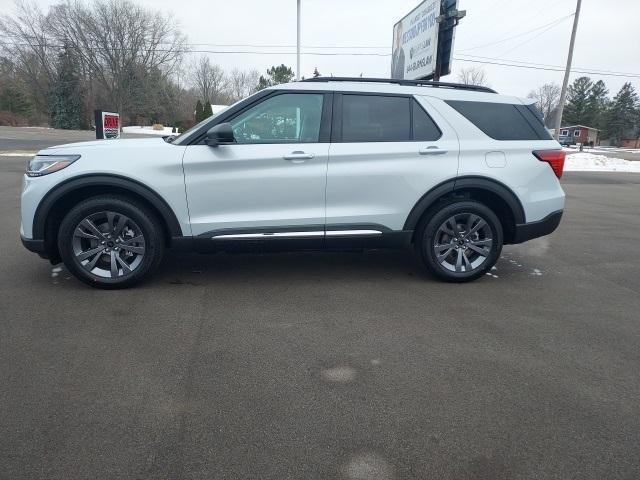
[{"xmin": 103, "ymin": 114, "xmax": 119, "ymax": 129}]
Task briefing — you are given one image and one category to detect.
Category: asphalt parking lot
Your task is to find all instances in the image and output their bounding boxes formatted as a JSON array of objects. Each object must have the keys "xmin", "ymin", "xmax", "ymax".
[{"xmin": 1, "ymin": 131, "xmax": 639, "ymax": 479}]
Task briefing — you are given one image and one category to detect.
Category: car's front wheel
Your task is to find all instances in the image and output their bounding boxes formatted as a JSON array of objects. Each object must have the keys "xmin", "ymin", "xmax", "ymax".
[
  {"xmin": 57, "ymin": 195, "xmax": 164, "ymax": 289},
  {"xmin": 417, "ymin": 200, "xmax": 503, "ymax": 282}
]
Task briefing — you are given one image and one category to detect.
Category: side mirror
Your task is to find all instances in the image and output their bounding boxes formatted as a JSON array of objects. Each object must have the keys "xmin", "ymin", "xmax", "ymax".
[{"xmin": 206, "ymin": 123, "xmax": 235, "ymax": 147}]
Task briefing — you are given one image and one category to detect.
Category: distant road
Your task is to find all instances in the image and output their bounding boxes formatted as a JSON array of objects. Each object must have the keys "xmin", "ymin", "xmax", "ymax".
[{"xmin": 0, "ymin": 126, "xmax": 159, "ymax": 152}]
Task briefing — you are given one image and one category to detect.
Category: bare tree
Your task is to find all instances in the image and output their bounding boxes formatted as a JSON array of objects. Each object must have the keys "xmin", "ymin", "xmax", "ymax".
[
  {"xmin": 527, "ymin": 83, "xmax": 561, "ymax": 128},
  {"xmin": 457, "ymin": 66, "xmax": 490, "ymax": 87},
  {"xmin": 47, "ymin": 0, "xmax": 188, "ymax": 120},
  {"xmin": 190, "ymin": 57, "xmax": 229, "ymax": 104},
  {"xmin": 0, "ymin": 1, "xmax": 57, "ymax": 116},
  {"xmin": 226, "ymin": 68, "xmax": 260, "ymax": 103}
]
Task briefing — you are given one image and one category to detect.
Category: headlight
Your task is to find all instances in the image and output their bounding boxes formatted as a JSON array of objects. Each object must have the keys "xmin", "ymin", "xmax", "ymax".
[{"xmin": 26, "ymin": 155, "xmax": 80, "ymax": 177}]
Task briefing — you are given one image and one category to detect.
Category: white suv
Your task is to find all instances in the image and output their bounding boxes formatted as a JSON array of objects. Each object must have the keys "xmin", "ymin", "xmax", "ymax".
[{"xmin": 20, "ymin": 77, "xmax": 565, "ymax": 288}]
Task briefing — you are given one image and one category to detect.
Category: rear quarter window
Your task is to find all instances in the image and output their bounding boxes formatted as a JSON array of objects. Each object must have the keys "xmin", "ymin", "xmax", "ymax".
[{"xmin": 445, "ymin": 100, "xmax": 552, "ymax": 141}]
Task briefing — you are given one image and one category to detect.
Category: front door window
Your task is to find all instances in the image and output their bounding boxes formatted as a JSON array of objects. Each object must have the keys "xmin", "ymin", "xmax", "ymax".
[{"xmin": 230, "ymin": 93, "xmax": 324, "ymax": 144}]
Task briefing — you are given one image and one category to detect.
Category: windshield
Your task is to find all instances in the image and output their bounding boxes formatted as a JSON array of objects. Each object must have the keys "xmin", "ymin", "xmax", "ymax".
[{"xmin": 171, "ymin": 106, "xmax": 230, "ymax": 145}]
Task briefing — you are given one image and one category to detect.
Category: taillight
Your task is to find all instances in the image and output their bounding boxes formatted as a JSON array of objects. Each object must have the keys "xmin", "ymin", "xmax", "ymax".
[{"xmin": 533, "ymin": 150, "xmax": 565, "ymax": 179}]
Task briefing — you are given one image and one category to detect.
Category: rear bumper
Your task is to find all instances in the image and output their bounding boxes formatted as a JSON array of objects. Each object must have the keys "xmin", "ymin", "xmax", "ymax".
[{"xmin": 510, "ymin": 210, "xmax": 563, "ymax": 244}]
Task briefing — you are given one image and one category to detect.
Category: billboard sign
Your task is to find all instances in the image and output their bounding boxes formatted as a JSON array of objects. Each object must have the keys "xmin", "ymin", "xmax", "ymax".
[
  {"xmin": 391, "ymin": 0, "xmax": 440, "ymax": 80},
  {"xmin": 94, "ymin": 110, "xmax": 120, "ymax": 139}
]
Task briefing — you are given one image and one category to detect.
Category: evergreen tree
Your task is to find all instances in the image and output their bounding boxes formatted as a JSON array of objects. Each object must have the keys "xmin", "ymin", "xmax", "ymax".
[
  {"xmin": 312, "ymin": 67, "xmax": 321, "ymax": 78},
  {"xmin": 256, "ymin": 64, "xmax": 295, "ymax": 90},
  {"xmin": 585, "ymin": 80, "xmax": 609, "ymax": 130},
  {"xmin": 606, "ymin": 82, "xmax": 639, "ymax": 142},
  {"xmin": 562, "ymin": 76, "xmax": 593, "ymax": 126},
  {"xmin": 0, "ymin": 84, "xmax": 32, "ymax": 117},
  {"xmin": 203, "ymin": 102, "xmax": 212, "ymax": 118},
  {"xmin": 195, "ymin": 99, "xmax": 203, "ymax": 122},
  {"xmin": 50, "ymin": 45, "xmax": 86, "ymax": 129}
]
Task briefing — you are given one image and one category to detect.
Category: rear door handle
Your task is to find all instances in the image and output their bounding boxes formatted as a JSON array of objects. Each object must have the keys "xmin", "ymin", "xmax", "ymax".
[
  {"xmin": 283, "ymin": 151, "xmax": 314, "ymax": 162},
  {"xmin": 419, "ymin": 146, "xmax": 448, "ymax": 155}
]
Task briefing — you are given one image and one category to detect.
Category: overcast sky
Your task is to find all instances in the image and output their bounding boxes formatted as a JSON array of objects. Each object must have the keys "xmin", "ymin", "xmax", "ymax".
[{"xmin": 1, "ymin": 0, "xmax": 638, "ymax": 97}]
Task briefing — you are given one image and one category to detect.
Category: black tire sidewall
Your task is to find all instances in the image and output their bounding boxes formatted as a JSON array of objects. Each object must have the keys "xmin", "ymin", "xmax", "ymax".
[
  {"xmin": 58, "ymin": 196, "xmax": 164, "ymax": 289},
  {"xmin": 418, "ymin": 201, "xmax": 503, "ymax": 282}
]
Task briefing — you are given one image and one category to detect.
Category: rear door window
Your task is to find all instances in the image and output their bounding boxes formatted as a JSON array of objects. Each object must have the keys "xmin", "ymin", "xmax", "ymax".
[
  {"xmin": 341, "ymin": 95, "xmax": 411, "ymax": 142},
  {"xmin": 445, "ymin": 100, "xmax": 551, "ymax": 140}
]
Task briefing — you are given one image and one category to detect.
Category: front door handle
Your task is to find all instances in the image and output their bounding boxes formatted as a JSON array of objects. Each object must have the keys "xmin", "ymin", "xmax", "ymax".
[
  {"xmin": 419, "ymin": 146, "xmax": 448, "ymax": 155},
  {"xmin": 283, "ymin": 151, "xmax": 314, "ymax": 162}
]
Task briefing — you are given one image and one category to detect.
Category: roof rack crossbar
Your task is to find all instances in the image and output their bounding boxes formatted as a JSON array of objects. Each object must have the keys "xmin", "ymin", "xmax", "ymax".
[{"xmin": 300, "ymin": 77, "xmax": 497, "ymax": 94}]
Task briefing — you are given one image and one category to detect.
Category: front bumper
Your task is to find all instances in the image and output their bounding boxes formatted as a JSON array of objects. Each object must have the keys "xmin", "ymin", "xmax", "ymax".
[
  {"xmin": 20, "ymin": 235, "xmax": 48, "ymax": 258},
  {"xmin": 511, "ymin": 210, "xmax": 563, "ymax": 244}
]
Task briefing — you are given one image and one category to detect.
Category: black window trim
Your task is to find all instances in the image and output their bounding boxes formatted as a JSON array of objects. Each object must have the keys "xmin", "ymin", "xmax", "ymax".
[
  {"xmin": 189, "ymin": 89, "xmax": 333, "ymax": 146},
  {"xmin": 332, "ymin": 92, "xmax": 442, "ymax": 143}
]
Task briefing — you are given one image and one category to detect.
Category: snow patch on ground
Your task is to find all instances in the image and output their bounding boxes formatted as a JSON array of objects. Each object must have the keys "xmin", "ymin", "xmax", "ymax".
[
  {"xmin": 0, "ymin": 151, "xmax": 36, "ymax": 156},
  {"xmin": 565, "ymin": 153, "xmax": 640, "ymax": 173},
  {"xmin": 121, "ymin": 126, "xmax": 177, "ymax": 136}
]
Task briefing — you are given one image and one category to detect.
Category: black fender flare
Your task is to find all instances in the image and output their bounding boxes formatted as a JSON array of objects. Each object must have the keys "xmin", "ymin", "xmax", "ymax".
[
  {"xmin": 403, "ymin": 176, "xmax": 526, "ymax": 231},
  {"xmin": 32, "ymin": 174, "xmax": 183, "ymax": 240}
]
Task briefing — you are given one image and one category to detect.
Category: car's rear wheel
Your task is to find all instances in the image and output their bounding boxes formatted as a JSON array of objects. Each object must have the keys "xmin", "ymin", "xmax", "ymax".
[
  {"xmin": 57, "ymin": 196, "xmax": 164, "ymax": 289},
  {"xmin": 417, "ymin": 200, "xmax": 503, "ymax": 282}
]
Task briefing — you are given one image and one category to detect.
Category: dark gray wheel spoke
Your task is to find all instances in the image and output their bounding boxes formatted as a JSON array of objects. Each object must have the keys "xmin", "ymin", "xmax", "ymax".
[
  {"xmin": 466, "ymin": 219, "xmax": 487, "ymax": 238},
  {"xmin": 455, "ymin": 248, "xmax": 464, "ymax": 272},
  {"xmin": 435, "ymin": 243, "xmax": 454, "ymax": 253},
  {"xmin": 436, "ymin": 247, "xmax": 454, "ymax": 262},
  {"xmin": 462, "ymin": 250, "xmax": 472, "ymax": 270},
  {"xmin": 72, "ymin": 211, "xmax": 145, "ymax": 279},
  {"xmin": 85, "ymin": 251, "xmax": 103, "ymax": 270},
  {"xmin": 106, "ymin": 212, "xmax": 116, "ymax": 233},
  {"xmin": 113, "ymin": 215, "xmax": 127, "ymax": 237},
  {"xmin": 466, "ymin": 214, "xmax": 478, "ymax": 233},
  {"xmin": 77, "ymin": 245, "xmax": 104, "ymax": 261},
  {"xmin": 81, "ymin": 219, "xmax": 105, "ymax": 239},
  {"xmin": 122, "ymin": 235, "xmax": 143, "ymax": 245},
  {"xmin": 119, "ymin": 243, "xmax": 145, "ymax": 254},
  {"xmin": 110, "ymin": 251, "xmax": 118, "ymax": 278},
  {"xmin": 74, "ymin": 227, "xmax": 99, "ymax": 240},
  {"xmin": 448, "ymin": 217, "xmax": 460, "ymax": 235},
  {"xmin": 115, "ymin": 254, "xmax": 132, "ymax": 274},
  {"xmin": 469, "ymin": 238, "xmax": 492, "ymax": 247},
  {"xmin": 467, "ymin": 243, "xmax": 490, "ymax": 256}
]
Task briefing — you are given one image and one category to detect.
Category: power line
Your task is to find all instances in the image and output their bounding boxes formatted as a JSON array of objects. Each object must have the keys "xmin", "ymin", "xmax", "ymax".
[
  {"xmin": 0, "ymin": 35, "xmax": 390, "ymax": 50},
  {"xmin": 0, "ymin": 42, "xmax": 392, "ymax": 56},
  {"xmin": 498, "ymin": 15, "xmax": 570, "ymax": 56},
  {"xmin": 456, "ymin": 53, "xmax": 640, "ymax": 77},
  {"xmin": 458, "ymin": 13, "xmax": 574, "ymax": 52},
  {"xmin": 453, "ymin": 57, "xmax": 640, "ymax": 78},
  {"xmin": 1, "ymin": 42, "xmax": 638, "ymax": 79}
]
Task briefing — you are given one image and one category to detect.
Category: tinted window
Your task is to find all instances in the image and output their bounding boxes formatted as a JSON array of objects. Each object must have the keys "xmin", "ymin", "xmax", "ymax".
[
  {"xmin": 412, "ymin": 100, "xmax": 442, "ymax": 141},
  {"xmin": 230, "ymin": 93, "xmax": 323, "ymax": 144},
  {"xmin": 342, "ymin": 95, "xmax": 410, "ymax": 142},
  {"xmin": 445, "ymin": 100, "xmax": 551, "ymax": 140}
]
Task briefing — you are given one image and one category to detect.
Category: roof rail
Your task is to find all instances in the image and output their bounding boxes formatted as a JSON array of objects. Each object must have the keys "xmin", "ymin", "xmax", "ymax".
[{"xmin": 300, "ymin": 76, "xmax": 497, "ymax": 94}]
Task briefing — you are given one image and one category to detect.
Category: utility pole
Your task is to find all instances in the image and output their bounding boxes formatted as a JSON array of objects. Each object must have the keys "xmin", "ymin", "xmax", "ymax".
[
  {"xmin": 554, "ymin": 0, "xmax": 582, "ymax": 140},
  {"xmin": 296, "ymin": 0, "xmax": 301, "ymax": 80}
]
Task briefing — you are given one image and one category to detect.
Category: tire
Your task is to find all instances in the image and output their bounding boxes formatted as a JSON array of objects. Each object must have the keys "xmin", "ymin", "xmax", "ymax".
[
  {"xmin": 57, "ymin": 195, "xmax": 164, "ymax": 289},
  {"xmin": 416, "ymin": 200, "xmax": 503, "ymax": 283}
]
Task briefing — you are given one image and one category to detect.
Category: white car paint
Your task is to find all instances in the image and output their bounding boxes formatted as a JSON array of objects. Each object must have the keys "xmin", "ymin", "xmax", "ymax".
[{"xmin": 21, "ymin": 80, "xmax": 564, "ymax": 246}]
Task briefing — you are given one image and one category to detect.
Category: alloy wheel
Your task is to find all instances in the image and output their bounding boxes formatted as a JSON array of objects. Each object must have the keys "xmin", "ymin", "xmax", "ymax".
[
  {"xmin": 71, "ymin": 211, "xmax": 146, "ymax": 278},
  {"xmin": 433, "ymin": 213, "xmax": 493, "ymax": 273}
]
